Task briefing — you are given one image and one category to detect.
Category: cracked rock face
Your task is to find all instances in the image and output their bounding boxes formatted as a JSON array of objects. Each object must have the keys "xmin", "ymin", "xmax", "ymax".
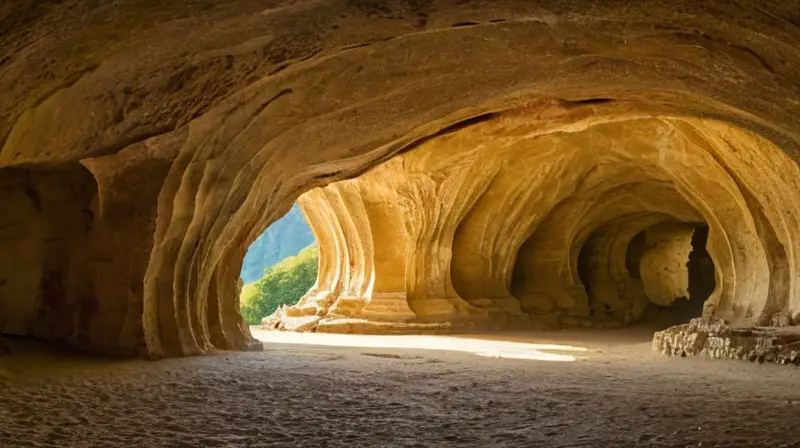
[
  {"xmin": 1, "ymin": 1, "xmax": 799, "ymax": 359},
  {"xmin": 653, "ymin": 319, "xmax": 800, "ymax": 365}
]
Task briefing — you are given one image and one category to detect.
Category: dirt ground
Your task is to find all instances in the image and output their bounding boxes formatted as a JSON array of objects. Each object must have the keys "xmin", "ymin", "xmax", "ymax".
[{"xmin": 1, "ymin": 326, "xmax": 799, "ymax": 448}]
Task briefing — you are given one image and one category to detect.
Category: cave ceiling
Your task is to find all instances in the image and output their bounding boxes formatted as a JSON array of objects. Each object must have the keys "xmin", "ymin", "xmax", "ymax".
[{"xmin": 0, "ymin": 1, "xmax": 799, "ymax": 360}]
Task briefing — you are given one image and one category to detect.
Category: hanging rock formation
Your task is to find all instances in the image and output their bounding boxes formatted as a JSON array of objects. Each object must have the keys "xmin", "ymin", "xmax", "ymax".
[{"xmin": 1, "ymin": 1, "xmax": 800, "ymax": 361}]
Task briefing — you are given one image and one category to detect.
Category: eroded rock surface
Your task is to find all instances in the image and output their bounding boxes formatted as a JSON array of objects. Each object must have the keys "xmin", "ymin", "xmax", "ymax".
[
  {"xmin": 278, "ymin": 116, "xmax": 800, "ymax": 345},
  {"xmin": 1, "ymin": 1, "xmax": 799, "ymax": 359},
  {"xmin": 639, "ymin": 224, "xmax": 695, "ymax": 308},
  {"xmin": 654, "ymin": 319, "xmax": 800, "ymax": 364}
]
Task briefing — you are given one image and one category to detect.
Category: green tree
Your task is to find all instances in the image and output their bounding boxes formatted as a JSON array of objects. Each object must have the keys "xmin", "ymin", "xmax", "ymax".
[
  {"xmin": 240, "ymin": 244, "xmax": 318, "ymax": 325},
  {"xmin": 240, "ymin": 203, "xmax": 315, "ymax": 283}
]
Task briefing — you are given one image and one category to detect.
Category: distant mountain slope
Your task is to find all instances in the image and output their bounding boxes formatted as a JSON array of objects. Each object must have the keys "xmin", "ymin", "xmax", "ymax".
[
  {"xmin": 239, "ymin": 203, "xmax": 315, "ymax": 283},
  {"xmin": 240, "ymin": 244, "xmax": 319, "ymax": 325}
]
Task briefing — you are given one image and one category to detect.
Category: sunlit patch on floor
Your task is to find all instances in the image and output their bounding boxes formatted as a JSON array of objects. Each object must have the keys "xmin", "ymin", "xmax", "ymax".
[{"xmin": 252, "ymin": 329, "xmax": 588, "ymax": 362}]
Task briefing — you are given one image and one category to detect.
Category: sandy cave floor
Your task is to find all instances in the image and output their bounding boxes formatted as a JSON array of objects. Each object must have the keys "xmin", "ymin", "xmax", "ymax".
[{"xmin": 1, "ymin": 326, "xmax": 800, "ymax": 448}]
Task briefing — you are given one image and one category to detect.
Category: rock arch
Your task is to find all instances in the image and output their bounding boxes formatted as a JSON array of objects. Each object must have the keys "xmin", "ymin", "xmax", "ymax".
[{"xmin": 0, "ymin": 1, "xmax": 799, "ymax": 359}]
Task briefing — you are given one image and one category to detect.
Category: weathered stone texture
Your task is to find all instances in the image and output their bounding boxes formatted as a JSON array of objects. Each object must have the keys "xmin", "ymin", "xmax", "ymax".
[
  {"xmin": 0, "ymin": 166, "xmax": 95, "ymax": 346},
  {"xmin": 0, "ymin": 1, "xmax": 799, "ymax": 359},
  {"xmin": 654, "ymin": 319, "xmax": 800, "ymax": 365},
  {"xmin": 280, "ymin": 117, "xmax": 800, "ymax": 341},
  {"xmin": 639, "ymin": 224, "xmax": 695, "ymax": 308}
]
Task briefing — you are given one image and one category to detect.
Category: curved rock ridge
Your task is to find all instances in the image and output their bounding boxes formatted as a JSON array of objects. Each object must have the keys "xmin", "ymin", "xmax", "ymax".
[
  {"xmin": 1, "ymin": 1, "xmax": 800, "ymax": 358},
  {"xmin": 278, "ymin": 115, "xmax": 800, "ymax": 338}
]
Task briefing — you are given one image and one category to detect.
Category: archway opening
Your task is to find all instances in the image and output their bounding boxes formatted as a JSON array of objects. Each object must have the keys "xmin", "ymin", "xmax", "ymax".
[
  {"xmin": 265, "ymin": 115, "xmax": 797, "ymax": 340},
  {"xmin": 238, "ymin": 203, "xmax": 317, "ymax": 327}
]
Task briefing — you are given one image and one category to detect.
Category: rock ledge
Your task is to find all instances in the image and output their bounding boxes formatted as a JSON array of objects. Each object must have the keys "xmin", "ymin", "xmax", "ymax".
[{"xmin": 654, "ymin": 319, "xmax": 800, "ymax": 365}]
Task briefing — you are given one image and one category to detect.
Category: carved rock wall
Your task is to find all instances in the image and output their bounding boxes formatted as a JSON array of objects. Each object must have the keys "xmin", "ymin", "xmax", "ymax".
[
  {"xmin": 639, "ymin": 224, "xmax": 696, "ymax": 307},
  {"xmin": 0, "ymin": 166, "xmax": 95, "ymax": 346},
  {"xmin": 1, "ymin": 1, "xmax": 799, "ymax": 358},
  {"xmin": 280, "ymin": 116, "xmax": 800, "ymax": 338}
]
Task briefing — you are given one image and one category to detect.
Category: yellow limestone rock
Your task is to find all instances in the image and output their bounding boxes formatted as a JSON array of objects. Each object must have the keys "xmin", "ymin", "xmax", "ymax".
[
  {"xmin": 280, "ymin": 115, "xmax": 800, "ymax": 338},
  {"xmin": 1, "ymin": 1, "xmax": 800, "ymax": 358},
  {"xmin": 639, "ymin": 224, "xmax": 696, "ymax": 307}
]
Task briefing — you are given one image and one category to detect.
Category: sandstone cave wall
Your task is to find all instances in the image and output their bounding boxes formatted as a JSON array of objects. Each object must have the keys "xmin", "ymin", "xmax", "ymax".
[
  {"xmin": 0, "ymin": 166, "xmax": 95, "ymax": 346},
  {"xmin": 0, "ymin": 1, "xmax": 799, "ymax": 357},
  {"xmin": 280, "ymin": 117, "xmax": 800, "ymax": 334}
]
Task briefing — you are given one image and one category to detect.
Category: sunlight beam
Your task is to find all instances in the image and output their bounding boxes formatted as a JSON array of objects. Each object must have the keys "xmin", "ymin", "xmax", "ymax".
[{"xmin": 252, "ymin": 329, "xmax": 588, "ymax": 362}]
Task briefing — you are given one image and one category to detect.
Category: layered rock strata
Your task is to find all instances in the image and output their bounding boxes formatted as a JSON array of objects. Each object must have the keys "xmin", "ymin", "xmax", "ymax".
[
  {"xmin": 277, "ymin": 117, "xmax": 800, "ymax": 343},
  {"xmin": 1, "ymin": 1, "xmax": 799, "ymax": 359},
  {"xmin": 654, "ymin": 319, "xmax": 800, "ymax": 365}
]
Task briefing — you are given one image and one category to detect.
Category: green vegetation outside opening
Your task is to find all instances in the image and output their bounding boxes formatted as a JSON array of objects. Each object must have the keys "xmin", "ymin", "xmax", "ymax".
[{"xmin": 240, "ymin": 244, "xmax": 318, "ymax": 325}]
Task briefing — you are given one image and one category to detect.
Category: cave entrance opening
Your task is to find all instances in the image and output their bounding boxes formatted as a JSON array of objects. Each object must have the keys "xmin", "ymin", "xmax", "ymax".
[{"xmin": 238, "ymin": 203, "xmax": 317, "ymax": 327}]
